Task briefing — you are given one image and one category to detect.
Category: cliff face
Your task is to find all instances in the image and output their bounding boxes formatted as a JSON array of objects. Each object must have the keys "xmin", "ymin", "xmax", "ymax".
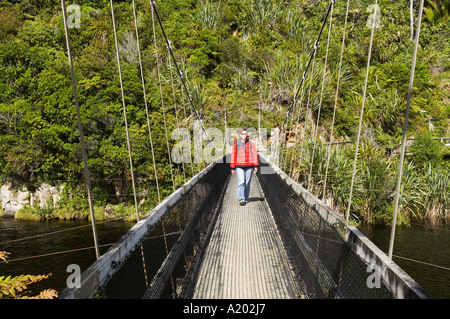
[{"xmin": 0, "ymin": 182, "xmax": 61, "ymax": 217}]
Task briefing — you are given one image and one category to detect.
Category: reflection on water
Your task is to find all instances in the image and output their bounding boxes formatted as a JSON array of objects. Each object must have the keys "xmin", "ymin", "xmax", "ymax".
[
  {"xmin": 0, "ymin": 217, "xmax": 134, "ymax": 296},
  {"xmin": 1, "ymin": 216, "xmax": 449, "ymax": 298},
  {"xmin": 360, "ymin": 218, "xmax": 450, "ymax": 299}
]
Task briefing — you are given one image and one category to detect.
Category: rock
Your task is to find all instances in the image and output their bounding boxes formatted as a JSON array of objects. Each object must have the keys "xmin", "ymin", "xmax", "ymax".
[
  {"xmin": 0, "ymin": 182, "xmax": 61, "ymax": 217},
  {"xmin": 33, "ymin": 183, "xmax": 52, "ymax": 207},
  {"xmin": 1, "ymin": 183, "xmax": 12, "ymax": 211},
  {"xmin": 105, "ymin": 203, "xmax": 115, "ymax": 218},
  {"xmin": 1, "ymin": 182, "xmax": 31, "ymax": 217}
]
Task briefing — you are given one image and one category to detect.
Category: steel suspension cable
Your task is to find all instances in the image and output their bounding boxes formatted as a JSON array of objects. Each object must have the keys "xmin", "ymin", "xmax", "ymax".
[
  {"xmin": 282, "ymin": 58, "xmax": 308, "ymax": 172},
  {"xmin": 167, "ymin": 40, "xmax": 187, "ymax": 181},
  {"xmin": 110, "ymin": 0, "xmax": 140, "ymax": 221},
  {"xmin": 132, "ymin": 0, "xmax": 156, "ymax": 289},
  {"xmin": 323, "ymin": 0, "xmax": 350, "ymax": 201},
  {"xmin": 178, "ymin": 69, "xmax": 195, "ymax": 176},
  {"xmin": 345, "ymin": 0, "xmax": 378, "ymax": 224},
  {"xmin": 60, "ymin": 0, "xmax": 100, "ymax": 259},
  {"xmin": 282, "ymin": 107, "xmax": 295, "ymax": 171},
  {"xmin": 268, "ymin": 0, "xmax": 334, "ymax": 162},
  {"xmin": 389, "ymin": 0, "xmax": 425, "ymax": 260},
  {"xmin": 304, "ymin": 52, "xmax": 316, "ymax": 140},
  {"xmin": 132, "ymin": 0, "xmax": 161, "ymax": 204},
  {"xmin": 150, "ymin": 3, "xmax": 176, "ymax": 191},
  {"xmin": 149, "ymin": 2, "xmax": 177, "ymax": 297},
  {"xmin": 150, "ymin": 0, "xmax": 223, "ymax": 154},
  {"xmin": 167, "ymin": 51, "xmax": 191, "ymax": 295},
  {"xmin": 0, "ymin": 218, "xmax": 125, "ymax": 246},
  {"xmin": 308, "ymin": 1, "xmax": 335, "ymax": 191},
  {"xmin": 281, "ymin": 31, "xmax": 318, "ymax": 171},
  {"xmin": 278, "ymin": 0, "xmax": 335, "ymax": 134},
  {"xmin": 0, "ymin": 243, "xmax": 115, "ymax": 264},
  {"xmin": 293, "ymin": 53, "xmax": 316, "ymax": 179},
  {"xmin": 290, "ymin": 81, "xmax": 306, "ymax": 179}
]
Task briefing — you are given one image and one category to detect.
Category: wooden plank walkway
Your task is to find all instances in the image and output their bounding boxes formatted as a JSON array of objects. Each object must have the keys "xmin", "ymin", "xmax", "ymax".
[{"xmin": 193, "ymin": 174, "xmax": 298, "ymax": 299}]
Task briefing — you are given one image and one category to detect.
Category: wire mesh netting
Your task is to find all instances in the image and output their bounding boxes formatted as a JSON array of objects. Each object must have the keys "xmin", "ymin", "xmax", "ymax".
[
  {"xmin": 85, "ymin": 154, "xmax": 427, "ymax": 299},
  {"xmin": 257, "ymin": 159, "xmax": 393, "ymax": 299},
  {"xmin": 98, "ymin": 158, "xmax": 230, "ymax": 299}
]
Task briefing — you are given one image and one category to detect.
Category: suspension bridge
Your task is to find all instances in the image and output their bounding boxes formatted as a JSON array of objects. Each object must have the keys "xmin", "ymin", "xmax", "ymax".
[{"xmin": 57, "ymin": 0, "xmax": 433, "ymax": 299}]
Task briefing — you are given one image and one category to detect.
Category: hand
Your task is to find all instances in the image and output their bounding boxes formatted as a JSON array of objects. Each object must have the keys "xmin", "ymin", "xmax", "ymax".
[
  {"xmin": 253, "ymin": 167, "xmax": 258, "ymax": 174},
  {"xmin": 231, "ymin": 170, "xmax": 235, "ymax": 175}
]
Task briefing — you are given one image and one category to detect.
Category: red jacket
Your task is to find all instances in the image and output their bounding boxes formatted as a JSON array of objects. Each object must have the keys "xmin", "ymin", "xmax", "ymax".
[{"xmin": 230, "ymin": 140, "xmax": 259, "ymax": 169}]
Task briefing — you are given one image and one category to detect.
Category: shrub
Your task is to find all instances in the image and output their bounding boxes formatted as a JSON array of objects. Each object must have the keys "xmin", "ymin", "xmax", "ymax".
[{"xmin": 410, "ymin": 131, "xmax": 444, "ymax": 169}]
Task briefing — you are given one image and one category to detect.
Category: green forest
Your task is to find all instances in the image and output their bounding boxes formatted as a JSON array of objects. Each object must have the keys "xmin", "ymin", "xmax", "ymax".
[{"xmin": 0, "ymin": 0, "xmax": 449, "ymax": 224}]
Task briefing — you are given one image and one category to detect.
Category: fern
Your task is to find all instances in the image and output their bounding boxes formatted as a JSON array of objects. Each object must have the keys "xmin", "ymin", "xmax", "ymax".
[{"xmin": 0, "ymin": 252, "xmax": 58, "ymax": 299}]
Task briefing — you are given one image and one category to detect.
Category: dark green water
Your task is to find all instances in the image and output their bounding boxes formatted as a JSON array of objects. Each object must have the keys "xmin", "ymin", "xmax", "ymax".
[
  {"xmin": 0, "ymin": 217, "xmax": 134, "ymax": 296},
  {"xmin": 1, "ymin": 216, "xmax": 449, "ymax": 298},
  {"xmin": 359, "ymin": 218, "xmax": 450, "ymax": 299}
]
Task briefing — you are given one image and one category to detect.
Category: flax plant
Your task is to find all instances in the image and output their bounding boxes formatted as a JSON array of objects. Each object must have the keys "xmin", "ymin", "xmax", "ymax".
[
  {"xmin": 321, "ymin": 145, "xmax": 353, "ymax": 216},
  {"xmin": 242, "ymin": 0, "xmax": 283, "ymax": 36},
  {"xmin": 191, "ymin": 0, "xmax": 224, "ymax": 31},
  {"xmin": 397, "ymin": 161, "xmax": 428, "ymax": 221},
  {"xmin": 423, "ymin": 164, "xmax": 450, "ymax": 218},
  {"xmin": 263, "ymin": 50, "xmax": 302, "ymax": 93}
]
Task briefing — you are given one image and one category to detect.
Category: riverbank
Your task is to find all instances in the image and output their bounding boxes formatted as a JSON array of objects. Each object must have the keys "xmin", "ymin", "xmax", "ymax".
[
  {"xmin": 0, "ymin": 181, "xmax": 150, "ymax": 222},
  {"xmin": 0, "ymin": 203, "xmax": 140, "ymax": 222},
  {"xmin": 1, "ymin": 215, "xmax": 448, "ymax": 298}
]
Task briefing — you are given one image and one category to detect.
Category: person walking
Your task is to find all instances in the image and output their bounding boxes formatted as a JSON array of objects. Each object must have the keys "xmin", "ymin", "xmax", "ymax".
[{"xmin": 230, "ymin": 129, "xmax": 259, "ymax": 205}]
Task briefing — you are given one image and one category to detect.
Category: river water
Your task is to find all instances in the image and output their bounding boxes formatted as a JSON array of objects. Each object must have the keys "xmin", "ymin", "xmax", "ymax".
[
  {"xmin": 0, "ymin": 217, "xmax": 135, "ymax": 297},
  {"xmin": 0, "ymin": 216, "xmax": 449, "ymax": 298},
  {"xmin": 360, "ymin": 218, "xmax": 450, "ymax": 299}
]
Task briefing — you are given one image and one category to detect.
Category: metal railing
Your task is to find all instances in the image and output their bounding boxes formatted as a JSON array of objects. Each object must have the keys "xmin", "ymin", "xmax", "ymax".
[
  {"xmin": 60, "ymin": 153, "xmax": 430, "ymax": 299},
  {"xmin": 59, "ymin": 155, "xmax": 230, "ymax": 299},
  {"xmin": 257, "ymin": 154, "xmax": 430, "ymax": 299}
]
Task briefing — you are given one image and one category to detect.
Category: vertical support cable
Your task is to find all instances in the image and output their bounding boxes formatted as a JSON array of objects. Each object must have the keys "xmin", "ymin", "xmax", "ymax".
[
  {"xmin": 132, "ymin": 0, "xmax": 161, "ymax": 204},
  {"xmin": 132, "ymin": 0, "xmax": 153, "ymax": 289},
  {"xmin": 308, "ymin": 1, "xmax": 334, "ymax": 191},
  {"xmin": 300, "ymin": 54, "xmax": 316, "ymax": 180},
  {"xmin": 150, "ymin": 2, "xmax": 177, "ymax": 295},
  {"xmin": 60, "ymin": 0, "xmax": 100, "ymax": 259},
  {"xmin": 346, "ymin": 0, "xmax": 378, "ymax": 224},
  {"xmin": 168, "ymin": 42, "xmax": 187, "ymax": 181},
  {"xmin": 150, "ymin": 2, "xmax": 176, "ymax": 191},
  {"xmin": 150, "ymin": 0, "xmax": 227, "ymax": 158},
  {"xmin": 110, "ymin": 0, "xmax": 140, "ymax": 221},
  {"xmin": 323, "ymin": 0, "xmax": 350, "ymax": 201},
  {"xmin": 290, "ymin": 81, "xmax": 305, "ymax": 179},
  {"xmin": 271, "ymin": 0, "xmax": 333, "ymax": 161},
  {"xmin": 389, "ymin": 0, "xmax": 424, "ymax": 259}
]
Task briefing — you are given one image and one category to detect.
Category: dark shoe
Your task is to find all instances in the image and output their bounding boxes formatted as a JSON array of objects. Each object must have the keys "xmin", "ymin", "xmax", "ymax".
[{"xmin": 239, "ymin": 200, "xmax": 245, "ymax": 206}]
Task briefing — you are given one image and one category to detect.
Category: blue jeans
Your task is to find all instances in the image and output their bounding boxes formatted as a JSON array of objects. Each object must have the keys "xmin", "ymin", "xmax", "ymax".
[{"xmin": 236, "ymin": 167, "xmax": 253, "ymax": 202}]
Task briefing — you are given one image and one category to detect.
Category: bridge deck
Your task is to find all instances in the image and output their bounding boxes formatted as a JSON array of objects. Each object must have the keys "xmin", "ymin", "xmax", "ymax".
[{"xmin": 193, "ymin": 174, "xmax": 299, "ymax": 299}]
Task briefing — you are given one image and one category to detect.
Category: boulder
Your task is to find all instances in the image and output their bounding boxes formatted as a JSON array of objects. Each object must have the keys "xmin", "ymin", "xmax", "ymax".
[
  {"xmin": 1, "ymin": 182, "xmax": 31, "ymax": 217},
  {"xmin": 0, "ymin": 182, "xmax": 61, "ymax": 217}
]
